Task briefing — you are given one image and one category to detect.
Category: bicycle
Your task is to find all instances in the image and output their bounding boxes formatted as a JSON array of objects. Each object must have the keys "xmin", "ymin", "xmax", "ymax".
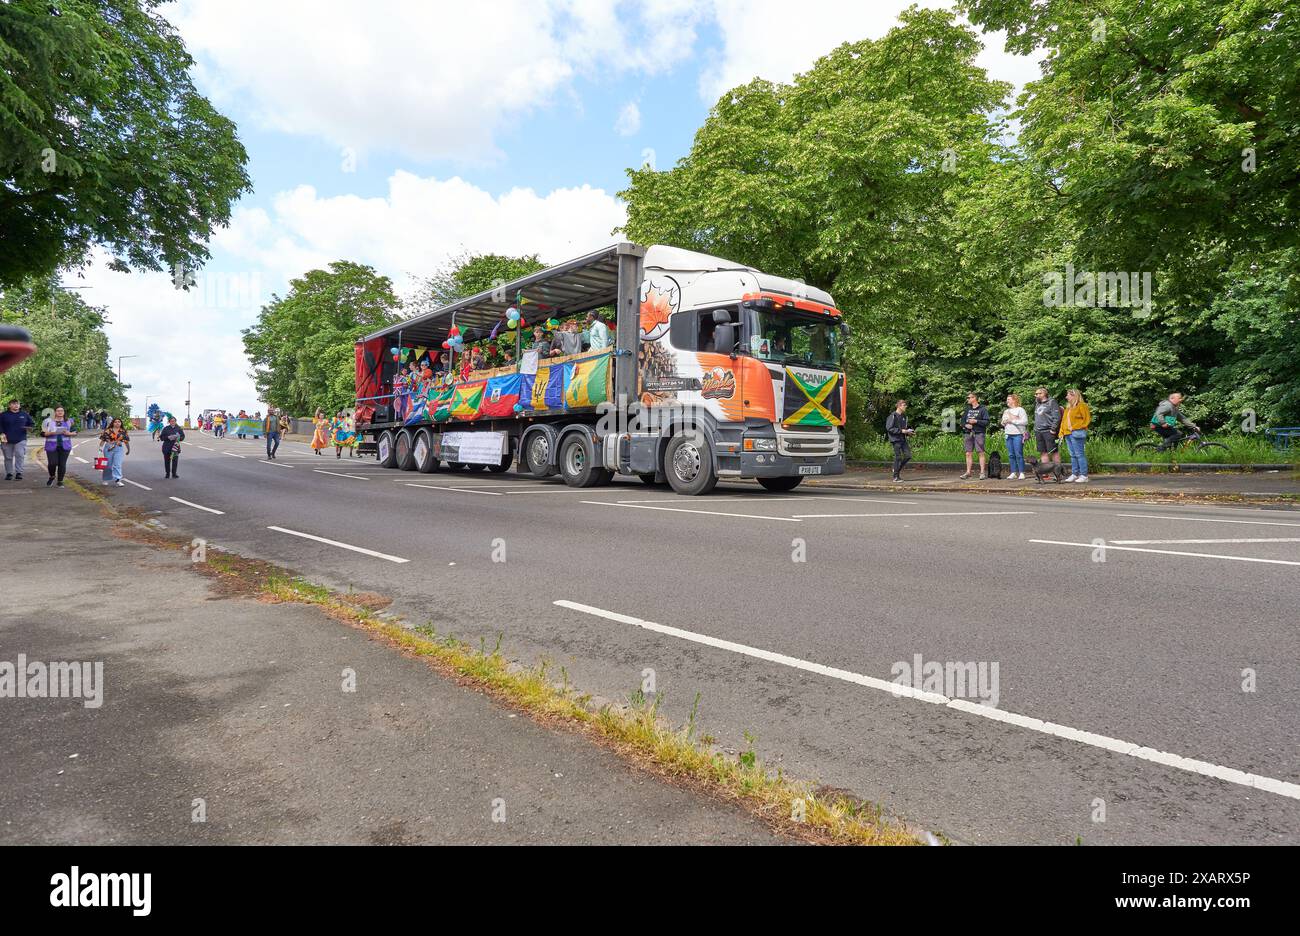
[{"xmin": 1131, "ymin": 430, "xmax": 1229, "ymax": 458}]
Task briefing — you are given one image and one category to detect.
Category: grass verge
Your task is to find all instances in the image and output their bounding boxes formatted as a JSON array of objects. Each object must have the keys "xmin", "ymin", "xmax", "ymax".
[{"xmin": 76, "ymin": 481, "xmax": 923, "ymax": 846}]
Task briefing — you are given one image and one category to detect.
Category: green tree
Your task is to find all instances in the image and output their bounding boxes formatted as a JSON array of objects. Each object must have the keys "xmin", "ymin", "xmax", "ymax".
[
  {"xmin": 405, "ymin": 252, "xmax": 547, "ymax": 317},
  {"xmin": 0, "ymin": 0, "xmax": 251, "ymax": 286},
  {"xmin": 242, "ymin": 262, "xmax": 401, "ymax": 416},
  {"xmin": 621, "ymin": 6, "xmax": 1013, "ymax": 431},
  {"xmin": 0, "ymin": 278, "xmax": 129, "ymax": 419}
]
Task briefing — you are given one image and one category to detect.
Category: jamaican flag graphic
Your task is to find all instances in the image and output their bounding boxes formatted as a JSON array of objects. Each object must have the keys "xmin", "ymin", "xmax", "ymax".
[{"xmin": 783, "ymin": 368, "xmax": 843, "ymax": 427}]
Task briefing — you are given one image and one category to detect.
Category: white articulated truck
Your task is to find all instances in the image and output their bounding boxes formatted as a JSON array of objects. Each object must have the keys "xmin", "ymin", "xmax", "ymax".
[{"xmin": 354, "ymin": 243, "xmax": 847, "ymax": 495}]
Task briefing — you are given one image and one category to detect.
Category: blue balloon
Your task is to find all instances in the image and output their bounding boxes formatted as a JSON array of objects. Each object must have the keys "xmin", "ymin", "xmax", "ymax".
[
  {"xmin": 507, "ymin": 307, "xmax": 520, "ymax": 321},
  {"xmin": 512, "ymin": 403, "xmax": 523, "ymax": 413}
]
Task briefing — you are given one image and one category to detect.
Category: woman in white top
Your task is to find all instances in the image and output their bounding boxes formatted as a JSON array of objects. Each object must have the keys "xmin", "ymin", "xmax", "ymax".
[{"xmin": 1000, "ymin": 393, "xmax": 1029, "ymax": 479}]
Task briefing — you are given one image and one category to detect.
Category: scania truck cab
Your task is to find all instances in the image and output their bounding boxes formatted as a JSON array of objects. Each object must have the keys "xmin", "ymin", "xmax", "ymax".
[{"xmin": 357, "ymin": 242, "xmax": 846, "ymax": 495}]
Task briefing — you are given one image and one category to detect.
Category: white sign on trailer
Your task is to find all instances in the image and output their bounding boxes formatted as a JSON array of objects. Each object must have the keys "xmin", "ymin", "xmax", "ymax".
[{"xmin": 442, "ymin": 431, "xmax": 506, "ymax": 465}]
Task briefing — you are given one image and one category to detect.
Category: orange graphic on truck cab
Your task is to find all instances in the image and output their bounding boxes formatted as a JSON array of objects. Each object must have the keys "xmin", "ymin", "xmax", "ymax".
[
  {"xmin": 640, "ymin": 285, "xmax": 674, "ymax": 337},
  {"xmin": 695, "ymin": 353, "xmax": 775, "ymax": 422}
]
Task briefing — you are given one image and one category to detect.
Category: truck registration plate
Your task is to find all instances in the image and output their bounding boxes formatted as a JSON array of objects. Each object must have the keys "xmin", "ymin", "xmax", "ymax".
[{"xmin": 798, "ymin": 465, "xmax": 822, "ymax": 475}]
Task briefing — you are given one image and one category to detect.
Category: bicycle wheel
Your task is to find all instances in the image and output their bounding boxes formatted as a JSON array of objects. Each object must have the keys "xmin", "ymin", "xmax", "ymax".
[
  {"xmin": 1131, "ymin": 442, "xmax": 1162, "ymax": 454},
  {"xmin": 1198, "ymin": 442, "xmax": 1230, "ymax": 453}
]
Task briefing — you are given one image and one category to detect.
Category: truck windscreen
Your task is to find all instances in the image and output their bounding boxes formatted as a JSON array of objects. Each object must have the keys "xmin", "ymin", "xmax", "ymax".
[{"xmin": 746, "ymin": 309, "xmax": 842, "ymax": 370}]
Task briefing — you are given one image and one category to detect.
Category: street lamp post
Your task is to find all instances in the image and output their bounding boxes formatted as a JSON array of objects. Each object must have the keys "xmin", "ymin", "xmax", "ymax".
[{"xmin": 117, "ymin": 354, "xmax": 137, "ymax": 382}]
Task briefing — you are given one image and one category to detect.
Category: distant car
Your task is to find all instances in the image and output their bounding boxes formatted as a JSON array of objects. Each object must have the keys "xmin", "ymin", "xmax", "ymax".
[{"xmin": 0, "ymin": 324, "xmax": 35, "ymax": 374}]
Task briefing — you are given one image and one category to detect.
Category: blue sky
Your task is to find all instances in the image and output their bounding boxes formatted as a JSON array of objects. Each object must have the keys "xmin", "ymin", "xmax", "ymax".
[{"xmin": 73, "ymin": 1, "xmax": 1039, "ymax": 416}]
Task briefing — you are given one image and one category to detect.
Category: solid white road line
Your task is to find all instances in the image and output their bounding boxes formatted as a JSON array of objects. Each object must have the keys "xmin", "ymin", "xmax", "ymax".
[
  {"xmin": 554, "ymin": 599, "xmax": 1300, "ymax": 802},
  {"xmin": 792, "ymin": 510, "xmax": 1035, "ymax": 519},
  {"xmin": 1111, "ymin": 537, "xmax": 1300, "ymax": 546},
  {"xmin": 169, "ymin": 496, "xmax": 225, "ymax": 515},
  {"xmin": 266, "ymin": 526, "xmax": 409, "ymax": 563},
  {"xmin": 313, "ymin": 470, "xmax": 370, "ymax": 480},
  {"xmin": 1116, "ymin": 513, "xmax": 1300, "ymax": 528},
  {"xmin": 122, "ymin": 478, "xmax": 152, "ymax": 491},
  {"xmin": 584, "ymin": 501, "xmax": 800, "ymax": 522},
  {"xmin": 406, "ymin": 483, "xmax": 503, "ymax": 495},
  {"xmin": 1031, "ymin": 539, "xmax": 1300, "ymax": 567}
]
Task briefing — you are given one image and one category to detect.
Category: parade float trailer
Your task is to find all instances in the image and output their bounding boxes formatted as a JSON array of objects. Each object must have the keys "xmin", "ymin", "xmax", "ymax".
[{"xmin": 355, "ymin": 243, "xmax": 847, "ymax": 495}]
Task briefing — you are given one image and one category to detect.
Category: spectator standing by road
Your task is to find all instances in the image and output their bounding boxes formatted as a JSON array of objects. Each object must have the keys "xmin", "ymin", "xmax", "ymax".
[
  {"xmin": 1032, "ymin": 387, "xmax": 1062, "ymax": 474},
  {"xmin": 1150, "ymin": 392, "xmax": 1199, "ymax": 450},
  {"xmin": 264, "ymin": 407, "xmax": 282, "ymax": 460},
  {"xmin": 1059, "ymin": 388, "xmax": 1092, "ymax": 482},
  {"xmin": 960, "ymin": 392, "xmax": 989, "ymax": 480},
  {"xmin": 160, "ymin": 416, "xmax": 184, "ymax": 479},
  {"xmin": 98, "ymin": 417, "xmax": 130, "ymax": 486},
  {"xmin": 2, "ymin": 398, "xmax": 36, "ymax": 480},
  {"xmin": 97, "ymin": 408, "xmax": 108, "ymax": 431},
  {"xmin": 885, "ymin": 399, "xmax": 915, "ymax": 482},
  {"xmin": 1000, "ymin": 394, "xmax": 1029, "ymax": 480},
  {"xmin": 42, "ymin": 405, "xmax": 76, "ymax": 487}
]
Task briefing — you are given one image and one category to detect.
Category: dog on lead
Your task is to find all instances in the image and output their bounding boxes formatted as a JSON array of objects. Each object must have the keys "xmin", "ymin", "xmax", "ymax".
[{"xmin": 1028, "ymin": 453, "xmax": 1065, "ymax": 483}]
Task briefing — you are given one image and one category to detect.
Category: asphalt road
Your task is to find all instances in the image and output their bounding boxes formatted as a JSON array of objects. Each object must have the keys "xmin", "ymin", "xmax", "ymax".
[{"xmin": 48, "ymin": 429, "xmax": 1300, "ymax": 844}]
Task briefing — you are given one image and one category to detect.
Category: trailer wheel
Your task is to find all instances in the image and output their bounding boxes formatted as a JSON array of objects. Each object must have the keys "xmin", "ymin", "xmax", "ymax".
[
  {"xmin": 487, "ymin": 452, "xmax": 512, "ymax": 473},
  {"xmin": 394, "ymin": 429, "xmax": 416, "ymax": 470},
  {"xmin": 524, "ymin": 433, "xmax": 556, "ymax": 479},
  {"xmin": 377, "ymin": 430, "xmax": 398, "ymax": 469},
  {"xmin": 559, "ymin": 434, "xmax": 612, "ymax": 488},
  {"xmin": 665, "ymin": 431, "xmax": 718, "ymax": 496},
  {"xmin": 414, "ymin": 429, "xmax": 439, "ymax": 473},
  {"xmin": 758, "ymin": 476, "xmax": 802, "ymax": 492},
  {"xmin": 466, "ymin": 463, "xmax": 487, "ymax": 472}
]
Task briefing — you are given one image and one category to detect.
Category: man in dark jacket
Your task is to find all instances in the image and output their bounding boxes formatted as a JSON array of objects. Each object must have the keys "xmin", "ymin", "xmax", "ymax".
[
  {"xmin": 1, "ymin": 398, "xmax": 36, "ymax": 480},
  {"xmin": 1032, "ymin": 386, "xmax": 1062, "ymax": 473},
  {"xmin": 884, "ymin": 399, "xmax": 915, "ymax": 482},
  {"xmin": 960, "ymin": 392, "xmax": 990, "ymax": 480},
  {"xmin": 159, "ymin": 417, "xmax": 185, "ymax": 479}
]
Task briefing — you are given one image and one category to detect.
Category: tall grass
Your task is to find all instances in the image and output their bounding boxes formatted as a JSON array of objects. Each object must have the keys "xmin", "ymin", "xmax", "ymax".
[{"xmin": 850, "ymin": 431, "xmax": 1294, "ymax": 466}]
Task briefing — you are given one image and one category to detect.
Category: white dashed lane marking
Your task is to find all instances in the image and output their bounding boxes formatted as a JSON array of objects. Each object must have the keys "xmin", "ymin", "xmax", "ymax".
[
  {"xmin": 266, "ymin": 526, "xmax": 409, "ymax": 563},
  {"xmin": 554, "ymin": 600, "xmax": 1300, "ymax": 802}
]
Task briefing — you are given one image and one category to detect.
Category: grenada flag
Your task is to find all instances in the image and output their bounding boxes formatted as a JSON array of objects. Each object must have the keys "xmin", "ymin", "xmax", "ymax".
[{"xmin": 450, "ymin": 381, "xmax": 486, "ymax": 420}]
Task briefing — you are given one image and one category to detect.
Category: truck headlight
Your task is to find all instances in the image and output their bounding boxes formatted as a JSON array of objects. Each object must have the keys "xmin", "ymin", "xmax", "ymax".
[{"xmin": 744, "ymin": 438, "xmax": 777, "ymax": 452}]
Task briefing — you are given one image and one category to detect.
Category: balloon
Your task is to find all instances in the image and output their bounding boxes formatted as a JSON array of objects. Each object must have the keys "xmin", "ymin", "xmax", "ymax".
[
  {"xmin": 389, "ymin": 346, "xmax": 398, "ymax": 355},
  {"xmin": 507, "ymin": 307, "xmax": 520, "ymax": 321},
  {"xmin": 507, "ymin": 319, "xmax": 518, "ymax": 329},
  {"xmin": 448, "ymin": 326, "xmax": 459, "ymax": 337},
  {"xmin": 547, "ymin": 318, "xmax": 559, "ymax": 328},
  {"xmin": 442, "ymin": 341, "xmax": 450, "ymax": 349},
  {"xmin": 512, "ymin": 403, "xmax": 523, "ymax": 413}
]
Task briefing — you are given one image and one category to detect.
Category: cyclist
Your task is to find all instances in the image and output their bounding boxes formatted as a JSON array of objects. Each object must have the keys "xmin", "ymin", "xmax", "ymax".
[{"xmin": 1150, "ymin": 392, "xmax": 1200, "ymax": 450}]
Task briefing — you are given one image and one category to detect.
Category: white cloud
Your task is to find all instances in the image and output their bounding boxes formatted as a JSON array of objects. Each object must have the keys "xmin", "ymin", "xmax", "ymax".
[
  {"xmin": 699, "ymin": 0, "xmax": 1043, "ymax": 106},
  {"xmin": 75, "ymin": 174, "xmax": 627, "ymax": 415},
  {"xmin": 614, "ymin": 101, "xmax": 641, "ymax": 136},
  {"xmin": 171, "ymin": 0, "xmax": 704, "ymax": 164}
]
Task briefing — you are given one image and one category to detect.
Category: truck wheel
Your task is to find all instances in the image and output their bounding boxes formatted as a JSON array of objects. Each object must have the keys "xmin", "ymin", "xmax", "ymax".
[
  {"xmin": 447, "ymin": 461, "xmax": 465, "ymax": 471},
  {"xmin": 377, "ymin": 430, "xmax": 398, "ymax": 468},
  {"xmin": 638, "ymin": 473, "xmax": 660, "ymax": 485},
  {"xmin": 414, "ymin": 429, "xmax": 439, "ymax": 473},
  {"xmin": 665, "ymin": 431, "xmax": 718, "ymax": 495},
  {"xmin": 559, "ymin": 434, "xmax": 612, "ymax": 488},
  {"xmin": 524, "ymin": 433, "xmax": 555, "ymax": 479},
  {"xmin": 394, "ymin": 429, "xmax": 416, "ymax": 470},
  {"xmin": 466, "ymin": 463, "xmax": 487, "ymax": 472},
  {"xmin": 487, "ymin": 453, "xmax": 512, "ymax": 473},
  {"xmin": 758, "ymin": 476, "xmax": 802, "ymax": 492}
]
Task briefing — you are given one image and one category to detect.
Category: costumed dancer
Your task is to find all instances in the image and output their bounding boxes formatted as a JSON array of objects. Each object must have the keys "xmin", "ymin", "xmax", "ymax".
[
  {"xmin": 331, "ymin": 410, "xmax": 357, "ymax": 459},
  {"xmin": 310, "ymin": 408, "xmax": 329, "ymax": 455},
  {"xmin": 147, "ymin": 402, "xmax": 165, "ymax": 440}
]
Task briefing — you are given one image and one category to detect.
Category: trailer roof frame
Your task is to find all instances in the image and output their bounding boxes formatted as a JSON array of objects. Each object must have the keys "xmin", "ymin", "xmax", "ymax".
[{"xmin": 364, "ymin": 242, "xmax": 646, "ymax": 348}]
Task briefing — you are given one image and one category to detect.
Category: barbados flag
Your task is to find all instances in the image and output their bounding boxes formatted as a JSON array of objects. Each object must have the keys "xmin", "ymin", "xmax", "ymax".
[
  {"xmin": 564, "ymin": 354, "xmax": 610, "ymax": 409},
  {"xmin": 479, "ymin": 374, "xmax": 523, "ymax": 417},
  {"xmin": 530, "ymin": 365, "xmax": 551, "ymax": 411}
]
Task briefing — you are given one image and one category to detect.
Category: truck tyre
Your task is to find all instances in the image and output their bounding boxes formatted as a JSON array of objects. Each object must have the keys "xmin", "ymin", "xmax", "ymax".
[
  {"xmin": 394, "ymin": 429, "xmax": 416, "ymax": 470},
  {"xmin": 638, "ymin": 473, "xmax": 660, "ymax": 486},
  {"xmin": 665, "ymin": 431, "xmax": 718, "ymax": 496},
  {"xmin": 377, "ymin": 430, "xmax": 398, "ymax": 469},
  {"xmin": 414, "ymin": 429, "xmax": 439, "ymax": 473},
  {"xmin": 758, "ymin": 476, "xmax": 802, "ymax": 492},
  {"xmin": 524, "ymin": 432, "xmax": 556, "ymax": 479},
  {"xmin": 466, "ymin": 463, "xmax": 487, "ymax": 472},
  {"xmin": 559, "ymin": 434, "xmax": 612, "ymax": 488},
  {"xmin": 487, "ymin": 452, "xmax": 512, "ymax": 473}
]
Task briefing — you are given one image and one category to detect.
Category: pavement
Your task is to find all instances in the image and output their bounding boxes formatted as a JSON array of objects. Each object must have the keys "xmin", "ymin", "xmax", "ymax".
[
  {"xmin": 0, "ymin": 465, "xmax": 781, "ymax": 845},
  {"xmin": 6, "ymin": 430, "xmax": 1300, "ymax": 845}
]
